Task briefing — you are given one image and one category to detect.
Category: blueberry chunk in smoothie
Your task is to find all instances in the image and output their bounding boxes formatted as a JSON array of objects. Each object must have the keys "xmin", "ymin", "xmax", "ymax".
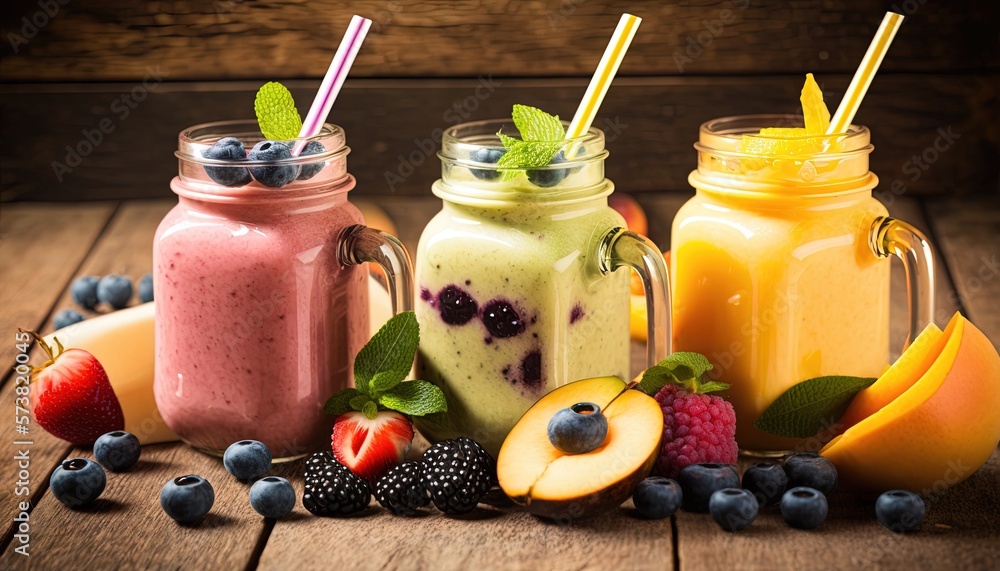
[
  {"xmin": 519, "ymin": 350, "xmax": 542, "ymax": 389},
  {"xmin": 570, "ymin": 303, "xmax": 585, "ymax": 324},
  {"xmin": 481, "ymin": 299, "xmax": 525, "ymax": 338},
  {"xmin": 437, "ymin": 285, "xmax": 478, "ymax": 325}
]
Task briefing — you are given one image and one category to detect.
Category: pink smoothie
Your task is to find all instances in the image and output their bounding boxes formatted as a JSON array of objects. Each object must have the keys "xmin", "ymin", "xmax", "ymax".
[{"xmin": 154, "ymin": 181, "xmax": 368, "ymax": 459}]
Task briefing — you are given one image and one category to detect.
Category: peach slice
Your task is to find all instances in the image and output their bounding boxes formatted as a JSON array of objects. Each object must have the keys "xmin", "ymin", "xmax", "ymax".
[
  {"xmin": 837, "ymin": 322, "xmax": 943, "ymax": 430},
  {"xmin": 820, "ymin": 313, "xmax": 1000, "ymax": 492},
  {"xmin": 497, "ymin": 377, "xmax": 663, "ymax": 520}
]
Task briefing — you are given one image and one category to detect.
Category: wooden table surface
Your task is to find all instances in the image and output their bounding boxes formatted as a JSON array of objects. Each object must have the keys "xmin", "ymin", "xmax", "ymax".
[{"xmin": 0, "ymin": 194, "xmax": 998, "ymax": 570}]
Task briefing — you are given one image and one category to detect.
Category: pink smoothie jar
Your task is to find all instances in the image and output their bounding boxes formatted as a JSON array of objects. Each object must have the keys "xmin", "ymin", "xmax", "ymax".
[{"xmin": 155, "ymin": 120, "xmax": 412, "ymax": 461}]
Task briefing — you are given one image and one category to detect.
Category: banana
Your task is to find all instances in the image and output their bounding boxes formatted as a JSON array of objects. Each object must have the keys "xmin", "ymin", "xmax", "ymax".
[
  {"xmin": 43, "ymin": 275, "xmax": 395, "ymax": 446},
  {"xmin": 44, "ymin": 302, "xmax": 178, "ymax": 445}
]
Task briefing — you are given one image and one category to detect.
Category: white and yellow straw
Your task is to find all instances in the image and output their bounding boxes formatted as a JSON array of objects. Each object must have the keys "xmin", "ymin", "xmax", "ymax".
[
  {"xmin": 565, "ymin": 13, "xmax": 642, "ymax": 141},
  {"xmin": 827, "ymin": 12, "xmax": 905, "ymax": 135}
]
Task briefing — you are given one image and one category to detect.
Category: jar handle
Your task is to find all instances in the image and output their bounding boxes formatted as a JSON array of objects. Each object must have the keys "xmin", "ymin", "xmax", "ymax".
[
  {"xmin": 339, "ymin": 225, "xmax": 414, "ymax": 314},
  {"xmin": 868, "ymin": 216, "xmax": 936, "ymax": 350},
  {"xmin": 598, "ymin": 227, "xmax": 671, "ymax": 368}
]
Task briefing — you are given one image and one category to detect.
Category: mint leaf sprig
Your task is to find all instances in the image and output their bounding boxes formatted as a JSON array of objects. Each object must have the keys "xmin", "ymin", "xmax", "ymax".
[
  {"xmin": 753, "ymin": 375, "xmax": 877, "ymax": 438},
  {"xmin": 323, "ymin": 311, "xmax": 447, "ymax": 420},
  {"xmin": 638, "ymin": 352, "xmax": 730, "ymax": 396},
  {"xmin": 254, "ymin": 81, "xmax": 303, "ymax": 140},
  {"xmin": 495, "ymin": 104, "xmax": 567, "ymax": 181}
]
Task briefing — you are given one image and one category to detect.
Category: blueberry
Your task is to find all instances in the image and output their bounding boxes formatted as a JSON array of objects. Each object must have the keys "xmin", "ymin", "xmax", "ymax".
[
  {"xmin": 248, "ymin": 140, "xmax": 300, "ymax": 188},
  {"xmin": 93, "ymin": 430, "xmax": 141, "ymax": 471},
  {"xmin": 547, "ymin": 402, "xmax": 608, "ymax": 454},
  {"xmin": 249, "ymin": 476, "xmax": 296, "ymax": 519},
  {"xmin": 710, "ymin": 488, "xmax": 759, "ymax": 532},
  {"xmin": 468, "ymin": 147, "xmax": 505, "ymax": 180},
  {"xmin": 202, "ymin": 137, "xmax": 252, "ymax": 187},
  {"xmin": 71, "ymin": 276, "xmax": 100, "ymax": 310},
  {"xmin": 53, "ymin": 308, "xmax": 85, "ymax": 330},
  {"xmin": 875, "ymin": 490, "xmax": 925, "ymax": 533},
  {"xmin": 632, "ymin": 477, "xmax": 683, "ymax": 519},
  {"xmin": 742, "ymin": 462, "xmax": 788, "ymax": 506},
  {"xmin": 138, "ymin": 273, "xmax": 154, "ymax": 303},
  {"xmin": 780, "ymin": 486, "xmax": 828, "ymax": 529},
  {"xmin": 49, "ymin": 458, "xmax": 106, "ymax": 508},
  {"xmin": 437, "ymin": 285, "xmax": 478, "ymax": 325},
  {"xmin": 526, "ymin": 147, "xmax": 584, "ymax": 188},
  {"xmin": 296, "ymin": 141, "xmax": 327, "ymax": 180},
  {"xmin": 784, "ymin": 453, "xmax": 838, "ymax": 495},
  {"xmin": 97, "ymin": 274, "xmax": 133, "ymax": 309},
  {"xmin": 481, "ymin": 299, "xmax": 525, "ymax": 338},
  {"xmin": 677, "ymin": 463, "xmax": 740, "ymax": 512},
  {"xmin": 160, "ymin": 475, "xmax": 215, "ymax": 523},
  {"xmin": 223, "ymin": 440, "xmax": 272, "ymax": 481}
]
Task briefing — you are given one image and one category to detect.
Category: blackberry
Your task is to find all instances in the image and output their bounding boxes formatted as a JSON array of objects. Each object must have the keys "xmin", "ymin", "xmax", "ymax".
[
  {"xmin": 375, "ymin": 461, "xmax": 431, "ymax": 516},
  {"xmin": 422, "ymin": 437, "xmax": 495, "ymax": 514},
  {"xmin": 302, "ymin": 452, "xmax": 370, "ymax": 516}
]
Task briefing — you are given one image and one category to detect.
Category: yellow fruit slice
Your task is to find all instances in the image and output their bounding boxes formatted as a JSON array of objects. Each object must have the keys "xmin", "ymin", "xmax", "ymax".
[
  {"xmin": 800, "ymin": 73, "xmax": 831, "ymax": 135},
  {"xmin": 837, "ymin": 322, "xmax": 944, "ymax": 429}
]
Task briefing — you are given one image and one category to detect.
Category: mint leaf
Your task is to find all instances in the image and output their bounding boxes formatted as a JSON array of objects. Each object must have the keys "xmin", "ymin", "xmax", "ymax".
[
  {"xmin": 378, "ymin": 380, "xmax": 447, "ymax": 416},
  {"xmin": 323, "ymin": 388, "xmax": 362, "ymax": 416},
  {"xmin": 639, "ymin": 352, "xmax": 718, "ymax": 395},
  {"xmin": 370, "ymin": 370, "xmax": 403, "ymax": 395},
  {"xmin": 353, "ymin": 311, "xmax": 419, "ymax": 395},
  {"xmin": 362, "ymin": 400, "xmax": 379, "ymax": 420},
  {"xmin": 512, "ymin": 104, "xmax": 565, "ymax": 142},
  {"xmin": 349, "ymin": 394, "xmax": 371, "ymax": 411},
  {"xmin": 254, "ymin": 82, "xmax": 302, "ymax": 140},
  {"xmin": 496, "ymin": 141, "xmax": 562, "ymax": 181},
  {"xmin": 754, "ymin": 375, "xmax": 877, "ymax": 438}
]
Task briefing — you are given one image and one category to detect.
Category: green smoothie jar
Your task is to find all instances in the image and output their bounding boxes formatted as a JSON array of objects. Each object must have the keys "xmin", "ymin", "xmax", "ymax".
[{"xmin": 413, "ymin": 119, "xmax": 670, "ymax": 455}]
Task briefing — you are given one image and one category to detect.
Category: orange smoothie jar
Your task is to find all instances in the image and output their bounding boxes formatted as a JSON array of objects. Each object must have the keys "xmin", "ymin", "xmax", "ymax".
[{"xmin": 672, "ymin": 115, "xmax": 935, "ymax": 454}]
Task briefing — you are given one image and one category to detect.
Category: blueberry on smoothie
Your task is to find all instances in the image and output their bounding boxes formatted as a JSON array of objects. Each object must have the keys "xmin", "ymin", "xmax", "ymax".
[
  {"xmin": 481, "ymin": 300, "xmax": 525, "ymax": 338},
  {"xmin": 469, "ymin": 147, "xmax": 505, "ymax": 180},
  {"xmin": 202, "ymin": 137, "xmax": 252, "ymax": 187},
  {"xmin": 437, "ymin": 285, "xmax": 478, "ymax": 325},
  {"xmin": 526, "ymin": 147, "xmax": 584, "ymax": 188},
  {"xmin": 248, "ymin": 140, "xmax": 300, "ymax": 188},
  {"xmin": 296, "ymin": 140, "xmax": 327, "ymax": 180}
]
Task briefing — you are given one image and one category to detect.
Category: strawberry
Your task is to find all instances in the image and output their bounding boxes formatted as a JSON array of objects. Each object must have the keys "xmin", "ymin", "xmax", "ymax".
[
  {"xmin": 22, "ymin": 329, "xmax": 124, "ymax": 445},
  {"xmin": 332, "ymin": 410, "xmax": 413, "ymax": 484}
]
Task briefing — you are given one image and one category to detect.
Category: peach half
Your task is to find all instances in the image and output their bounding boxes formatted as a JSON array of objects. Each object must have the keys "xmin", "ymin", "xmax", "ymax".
[
  {"xmin": 497, "ymin": 377, "xmax": 663, "ymax": 520},
  {"xmin": 820, "ymin": 313, "xmax": 1000, "ymax": 492}
]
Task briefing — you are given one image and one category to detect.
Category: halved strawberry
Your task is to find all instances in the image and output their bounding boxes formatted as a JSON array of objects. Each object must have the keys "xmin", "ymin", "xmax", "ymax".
[
  {"xmin": 23, "ymin": 329, "xmax": 124, "ymax": 445},
  {"xmin": 332, "ymin": 410, "xmax": 413, "ymax": 484}
]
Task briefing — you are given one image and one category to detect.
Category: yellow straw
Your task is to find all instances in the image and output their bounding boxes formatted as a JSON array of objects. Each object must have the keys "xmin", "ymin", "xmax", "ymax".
[
  {"xmin": 827, "ymin": 11, "xmax": 905, "ymax": 135},
  {"xmin": 565, "ymin": 13, "xmax": 641, "ymax": 140}
]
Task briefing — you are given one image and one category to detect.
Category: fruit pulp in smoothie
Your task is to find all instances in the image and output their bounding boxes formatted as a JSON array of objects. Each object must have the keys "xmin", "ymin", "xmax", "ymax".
[
  {"xmin": 413, "ymin": 198, "xmax": 630, "ymax": 456},
  {"xmin": 154, "ymin": 190, "xmax": 368, "ymax": 459}
]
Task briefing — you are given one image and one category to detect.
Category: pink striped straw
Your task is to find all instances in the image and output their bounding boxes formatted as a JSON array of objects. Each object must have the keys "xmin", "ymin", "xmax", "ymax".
[{"xmin": 294, "ymin": 15, "xmax": 372, "ymax": 154}]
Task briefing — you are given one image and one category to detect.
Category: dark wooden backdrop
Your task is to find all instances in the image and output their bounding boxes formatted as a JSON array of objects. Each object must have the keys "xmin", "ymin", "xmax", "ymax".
[{"xmin": 1, "ymin": 0, "xmax": 998, "ymax": 202}]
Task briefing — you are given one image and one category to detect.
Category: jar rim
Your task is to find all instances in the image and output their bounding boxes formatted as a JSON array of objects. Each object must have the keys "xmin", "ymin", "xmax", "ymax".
[
  {"xmin": 176, "ymin": 120, "xmax": 349, "ymax": 166},
  {"xmin": 695, "ymin": 114, "xmax": 873, "ymax": 159}
]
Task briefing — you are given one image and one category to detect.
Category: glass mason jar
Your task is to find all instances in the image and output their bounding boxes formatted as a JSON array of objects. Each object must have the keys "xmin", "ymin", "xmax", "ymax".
[
  {"xmin": 672, "ymin": 115, "xmax": 935, "ymax": 455},
  {"xmin": 412, "ymin": 119, "xmax": 671, "ymax": 456},
  {"xmin": 155, "ymin": 120, "xmax": 413, "ymax": 461}
]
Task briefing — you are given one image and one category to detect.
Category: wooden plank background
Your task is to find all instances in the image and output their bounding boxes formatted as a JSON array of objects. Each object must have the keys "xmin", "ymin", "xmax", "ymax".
[{"xmin": 1, "ymin": 0, "xmax": 998, "ymax": 202}]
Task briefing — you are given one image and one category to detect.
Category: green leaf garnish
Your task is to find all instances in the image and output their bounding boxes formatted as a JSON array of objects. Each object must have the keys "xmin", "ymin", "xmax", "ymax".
[
  {"xmin": 638, "ymin": 352, "xmax": 726, "ymax": 396},
  {"xmin": 254, "ymin": 81, "xmax": 303, "ymax": 140},
  {"xmin": 496, "ymin": 104, "xmax": 566, "ymax": 181},
  {"xmin": 378, "ymin": 380, "xmax": 448, "ymax": 416},
  {"xmin": 322, "ymin": 387, "xmax": 362, "ymax": 416},
  {"xmin": 323, "ymin": 311, "xmax": 447, "ymax": 418},
  {"xmin": 753, "ymin": 375, "xmax": 878, "ymax": 438}
]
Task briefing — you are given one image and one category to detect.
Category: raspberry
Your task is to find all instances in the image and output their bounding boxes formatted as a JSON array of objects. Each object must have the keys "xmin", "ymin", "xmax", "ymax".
[{"xmin": 653, "ymin": 385, "xmax": 738, "ymax": 478}]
